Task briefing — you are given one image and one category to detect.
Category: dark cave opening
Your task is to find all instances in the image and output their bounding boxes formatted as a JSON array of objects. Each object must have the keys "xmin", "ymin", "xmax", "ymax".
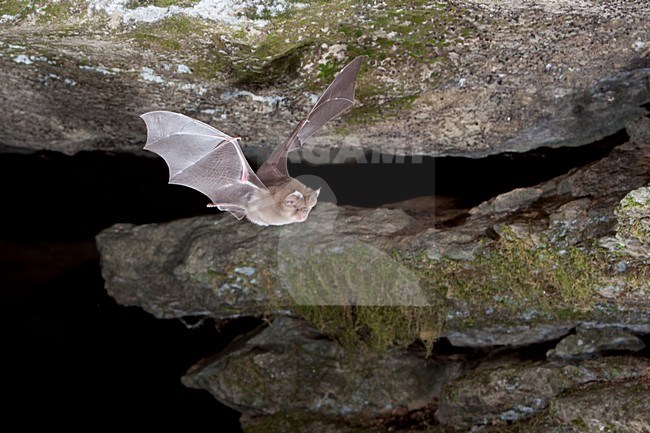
[
  {"xmin": 0, "ymin": 128, "xmax": 629, "ymax": 427},
  {"xmin": 0, "ymin": 128, "xmax": 627, "ymax": 241},
  {"xmin": 289, "ymin": 128, "xmax": 628, "ymax": 209}
]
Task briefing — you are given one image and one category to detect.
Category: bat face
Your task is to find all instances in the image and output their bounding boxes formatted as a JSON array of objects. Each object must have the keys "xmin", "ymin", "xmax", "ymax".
[{"xmin": 283, "ymin": 188, "xmax": 320, "ymax": 223}]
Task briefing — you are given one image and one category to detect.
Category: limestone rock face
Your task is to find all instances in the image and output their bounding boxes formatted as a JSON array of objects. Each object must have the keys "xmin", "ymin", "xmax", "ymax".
[
  {"xmin": 95, "ymin": 203, "xmax": 425, "ymax": 318},
  {"xmin": 182, "ymin": 316, "xmax": 462, "ymax": 417},
  {"xmin": 546, "ymin": 326, "xmax": 645, "ymax": 360},
  {"xmin": 1, "ymin": 0, "xmax": 648, "ymax": 157},
  {"xmin": 546, "ymin": 380, "xmax": 650, "ymax": 433},
  {"xmin": 435, "ymin": 356, "xmax": 650, "ymax": 430},
  {"xmin": 96, "ymin": 215, "xmax": 275, "ymax": 318},
  {"xmin": 600, "ymin": 185, "xmax": 650, "ymax": 262}
]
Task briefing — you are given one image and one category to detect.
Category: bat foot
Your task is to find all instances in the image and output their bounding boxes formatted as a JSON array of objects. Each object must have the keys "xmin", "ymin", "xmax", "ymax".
[{"xmin": 207, "ymin": 203, "xmax": 219, "ymax": 208}]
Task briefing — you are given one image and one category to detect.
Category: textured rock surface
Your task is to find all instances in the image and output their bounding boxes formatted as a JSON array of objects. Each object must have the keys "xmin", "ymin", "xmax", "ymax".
[
  {"xmin": 435, "ymin": 357, "xmax": 650, "ymax": 430},
  {"xmin": 96, "ymin": 215, "xmax": 275, "ymax": 318},
  {"xmin": 95, "ymin": 117, "xmax": 650, "ymax": 328},
  {"xmin": 546, "ymin": 326, "xmax": 645, "ymax": 360},
  {"xmin": 1, "ymin": 0, "xmax": 648, "ymax": 157},
  {"xmin": 422, "ymin": 118, "xmax": 650, "ymax": 263},
  {"xmin": 96, "ymin": 202, "xmax": 425, "ymax": 317},
  {"xmin": 600, "ymin": 185, "xmax": 650, "ymax": 262},
  {"xmin": 183, "ymin": 316, "xmax": 462, "ymax": 416},
  {"xmin": 546, "ymin": 379, "xmax": 650, "ymax": 433},
  {"xmin": 444, "ymin": 323, "xmax": 576, "ymax": 349}
]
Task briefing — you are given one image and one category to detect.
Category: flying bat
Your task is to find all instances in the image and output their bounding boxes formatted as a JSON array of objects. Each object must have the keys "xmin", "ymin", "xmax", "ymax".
[{"xmin": 141, "ymin": 56, "xmax": 363, "ymax": 226}]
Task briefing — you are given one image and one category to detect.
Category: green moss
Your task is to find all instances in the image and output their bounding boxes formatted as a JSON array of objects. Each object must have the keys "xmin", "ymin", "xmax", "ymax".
[
  {"xmin": 420, "ymin": 233, "xmax": 605, "ymax": 329},
  {"xmin": 279, "ymin": 243, "xmax": 425, "ymax": 305},
  {"xmin": 231, "ymin": 43, "xmax": 309, "ymax": 86},
  {"xmin": 40, "ymin": 0, "xmax": 74, "ymax": 19},
  {"xmin": 317, "ymin": 61, "xmax": 338, "ymax": 81},
  {"xmin": 294, "ymin": 304, "xmax": 444, "ymax": 354},
  {"xmin": 124, "ymin": 0, "xmax": 200, "ymax": 9},
  {"xmin": 1, "ymin": 0, "xmax": 88, "ymax": 23},
  {"xmin": 241, "ymin": 0, "xmax": 296, "ymax": 21},
  {"xmin": 273, "ymin": 243, "xmax": 446, "ymax": 353},
  {"xmin": 129, "ymin": 14, "xmax": 207, "ymax": 51},
  {"xmin": 441, "ymin": 232, "xmax": 637, "ymax": 326},
  {"xmin": 0, "ymin": 0, "xmax": 34, "ymax": 17},
  {"xmin": 132, "ymin": 31, "xmax": 182, "ymax": 51},
  {"xmin": 5, "ymin": 0, "xmax": 476, "ymax": 124},
  {"xmin": 16, "ymin": 0, "xmax": 475, "ymax": 123},
  {"xmin": 275, "ymin": 226, "xmax": 639, "ymax": 353},
  {"xmin": 128, "ymin": 15, "xmax": 231, "ymax": 78},
  {"xmin": 211, "ymin": 0, "xmax": 473, "ymax": 116},
  {"xmin": 348, "ymin": 93, "xmax": 419, "ymax": 124},
  {"xmin": 159, "ymin": 13, "xmax": 195, "ymax": 33},
  {"xmin": 570, "ymin": 418, "xmax": 589, "ymax": 429},
  {"xmin": 616, "ymin": 190, "xmax": 650, "ymax": 243},
  {"xmin": 3, "ymin": 0, "xmax": 84, "ymax": 22}
]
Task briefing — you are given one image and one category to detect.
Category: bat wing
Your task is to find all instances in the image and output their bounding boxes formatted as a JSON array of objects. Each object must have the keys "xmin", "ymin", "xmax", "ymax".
[
  {"xmin": 141, "ymin": 111, "xmax": 267, "ymax": 220},
  {"xmin": 256, "ymin": 56, "xmax": 364, "ymax": 185}
]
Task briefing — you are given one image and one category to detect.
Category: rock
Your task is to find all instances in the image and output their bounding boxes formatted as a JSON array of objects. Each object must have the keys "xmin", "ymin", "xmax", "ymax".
[
  {"xmin": 487, "ymin": 377, "xmax": 650, "ymax": 433},
  {"xmin": 469, "ymin": 187, "xmax": 544, "ymax": 216},
  {"xmin": 95, "ymin": 215, "xmax": 277, "ymax": 318},
  {"xmin": 417, "ymin": 123, "xmax": 650, "ymax": 263},
  {"xmin": 548, "ymin": 198, "xmax": 593, "ymax": 244},
  {"xmin": 435, "ymin": 356, "xmax": 650, "ymax": 430},
  {"xmin": 335, "ymin": 208, "xmax": 413, "ymax": 236},
  {"xmin": 1, "ymin": 1, "xmax": 649, "ymax": 157},
  {"xmin": 423, "ymin": 225, "xmax": 489, "ymax": 261},
  {"xmin": 182, "ymin": 316, "xmax": 462, "ymax": 417},
  {"xmin": 240, "ymin": 413, "xmax": 389, "ymax": 433},
  {"xmin": 278, "ymin": 206, "xmax": 428, "ymax": 306},
  {"xmin": 95, "ymin": 118, "xmax": 650, "ymax": 323},
  {"xmin": 626, "ymin": 115, "xmax": 650, "ymax": 144},
  {"xmin": 600, "ymin": 185, "xmax": 650, "ymax": 262},
  {"xmin": 547, "ymin": 379, "xmax": 650, "ymax": 433},
  {"xmin": 547, "ymin": 326, "xmax": 645, "ymax": 360},
  {"xmin": 95, "ymin": 202, "xmax": 429, "ymax": 318},
  {"xmin": 617, "ymin": 186, "xmax": 650, "ymax": 242},
  {"xmin": 444, "ymin": 324, "xmax": 575, "ymax": 349}
]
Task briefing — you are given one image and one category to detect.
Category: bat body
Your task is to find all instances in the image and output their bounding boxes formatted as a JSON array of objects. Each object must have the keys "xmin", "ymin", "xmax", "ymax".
[{"xmin": 142, "ymin": 56, "xmax": 363, "ymax": 226}]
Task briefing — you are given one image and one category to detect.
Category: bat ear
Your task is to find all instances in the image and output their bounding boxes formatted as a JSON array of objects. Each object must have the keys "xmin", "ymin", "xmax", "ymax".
[
  {"xmin": 312, "ymin": 188, "xmax": 321, "ymax": 199},
  {"xmin": 284, "ymin": 190, "xmax": 304, "ymax": 207}
]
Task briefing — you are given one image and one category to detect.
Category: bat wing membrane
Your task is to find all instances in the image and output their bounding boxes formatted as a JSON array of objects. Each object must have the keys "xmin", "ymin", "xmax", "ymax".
[
  {"xmin": 141, "ymin": 111, "xmax": 266, "ymax": 219},
  {"xmin": 256, "ymin": 56, "xmax": 363, "ymax": 185}
]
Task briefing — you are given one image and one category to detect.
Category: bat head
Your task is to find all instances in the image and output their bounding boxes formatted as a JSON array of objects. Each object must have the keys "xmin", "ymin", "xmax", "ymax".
[{"xmin": 283, "ymin": 188, "xmax": 320, "ymax": 223}]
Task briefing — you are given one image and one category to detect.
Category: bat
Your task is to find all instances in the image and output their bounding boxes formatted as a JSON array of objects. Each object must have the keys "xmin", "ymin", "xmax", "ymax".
[{"xmin": 141, "ymin": 56, "xmax": 363, "ymax": 226}]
